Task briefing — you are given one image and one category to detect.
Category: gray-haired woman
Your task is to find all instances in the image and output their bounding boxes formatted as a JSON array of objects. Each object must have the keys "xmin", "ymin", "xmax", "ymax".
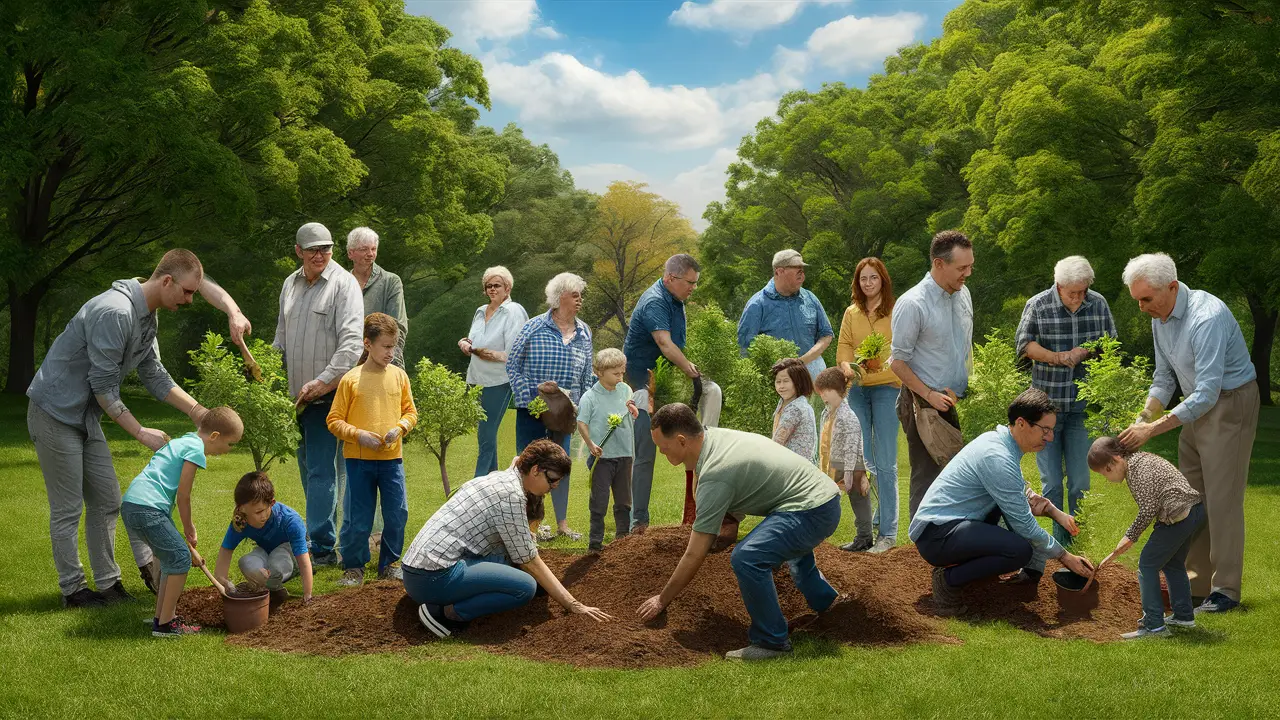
[
  {"xmin": 505, "ymin": 272, "xmax": 595, "ymax": 541},
  {"xmin": 347, "ymin": 227, "xmax": 408, "ymax": 367},
  {"xmin": 460, "ymin": 266, "xmax": 529, "ymax": 478}
]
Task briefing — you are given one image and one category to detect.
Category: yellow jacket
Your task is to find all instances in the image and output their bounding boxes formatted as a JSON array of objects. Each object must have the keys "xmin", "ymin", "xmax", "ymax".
[
  {"xmin": 836, "ymin": 304, "xmax": 901, "ymax": 388},
  {"xmin": 326, "ymin": 363, "xmax": 418, "ymax": 460}
]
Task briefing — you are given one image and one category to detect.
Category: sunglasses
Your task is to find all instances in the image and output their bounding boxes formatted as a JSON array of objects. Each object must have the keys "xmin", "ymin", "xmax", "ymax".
[{"xmin": 544, "ymin": 471, "xmax": 563, "ymax": 486}]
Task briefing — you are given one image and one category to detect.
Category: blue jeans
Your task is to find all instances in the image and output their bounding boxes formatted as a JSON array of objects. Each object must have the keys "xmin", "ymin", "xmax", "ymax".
[
  {"xmin": 846, "ymin": 384, "xmax": 901, "ymax": 539},
  {"xmin": 1036, "ymin": 408, "xmax": 1089, "ymax": 545},
  {"xmin": 630, "ymin": 409, "xmax": 656, "ymax": 528},
  {"xmin": 730, "ymin": 494, "xmax": 842, "ymax": 651},
  {"xmin": 402, "ymin": 555, "xmax": 537, "ymax": 621},
  {"xmin": 340, "ymin": 459, "xmax": 407, "ymax": 572},
  {"xmin": 1139, "ymin": 503, "xmax": 1206, "ymax": 630},
  {"xmin": 296, "ymin": 397, "xmax": 340, "ymax": 555},
  {"xmin": 475, "ymin": 384, "xmax": 513, "ymax": 478},
  {"xmin": 119, "ymin": 502, "xmax": 190, "ymax": 576},
  {"xmin": 515, "ymin": 408, "xmax": 572, "ymax": 524}
]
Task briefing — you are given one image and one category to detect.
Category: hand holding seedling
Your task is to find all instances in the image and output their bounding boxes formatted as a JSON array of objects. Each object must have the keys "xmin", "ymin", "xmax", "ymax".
[
  {"xmin": 589, "ymin": 442, "xmax": 603, "ymax": 457},
  {"xmin": 1053, "ymin": 509, "xmax": 1079, "ymax": 537},
  {"xmin": 1060, "ymin": 552, "xmax": 1094, "ymax": 578},
  {"xmin": 357, "ymin": 431, "xmax": 384, "ymax": 450}
]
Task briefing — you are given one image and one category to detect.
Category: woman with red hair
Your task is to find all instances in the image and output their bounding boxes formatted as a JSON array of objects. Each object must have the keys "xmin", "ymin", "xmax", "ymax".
[{"xmin": 836, "ymin": 257, "xmax": 902, "ymax": 554}]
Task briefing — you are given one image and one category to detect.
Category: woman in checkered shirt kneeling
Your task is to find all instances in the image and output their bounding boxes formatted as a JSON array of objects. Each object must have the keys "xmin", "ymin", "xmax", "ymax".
[{"xmin": 401, "ymin": 439, "xmax": 613, "ymax": 637}]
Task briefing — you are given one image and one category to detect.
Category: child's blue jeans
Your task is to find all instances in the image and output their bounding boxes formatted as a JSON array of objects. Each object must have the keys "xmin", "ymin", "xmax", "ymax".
[
  {"xmin": 339, "ymin": 459, "xmax": 407, "ymax": 572},
  {"xmin": 1139, "ymin": 502, "xmax": 1206, "ymax": 630},
  {"xmin": 120, "ymin": 502, "xmax": 190, "ymax": 576}
]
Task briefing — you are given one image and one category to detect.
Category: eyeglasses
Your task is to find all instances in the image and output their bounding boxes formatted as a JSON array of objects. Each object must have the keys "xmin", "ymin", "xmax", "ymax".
[
  {"xmin": 301, "ymin": 246, "xmax": 333, "ymax": 257},
  {"xmin": 544, "ymin": 472, "xmax": 563, "ymax": 486},
  {"xmin": 484, "ymin": 283, "xmax": 504, "ymax": 290},
  {"xmin": 673, "ymin": 275, "xmax": 699, "ymax": 287},
  {"xmin": 1030, "ymin": 421, "xmax": 1055, "ymax": 438}
]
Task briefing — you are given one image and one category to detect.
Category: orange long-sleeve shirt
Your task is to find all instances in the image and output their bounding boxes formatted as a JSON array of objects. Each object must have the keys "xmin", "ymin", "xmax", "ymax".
[
  {"xmin": 326, "ymin": 363, "xmax": 418, "ymax": 460},
  {"xmin": 836, "ymin": 304, "xmax": 901, "ymax": 388}
]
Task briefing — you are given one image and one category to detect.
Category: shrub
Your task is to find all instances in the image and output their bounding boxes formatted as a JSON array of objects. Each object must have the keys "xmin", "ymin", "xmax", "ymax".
[
  {"xmin": 957, "ymin": 330, "xmax": 1029, "ymax": 442},
  {"xmin": 855, "ymin": 331, "xmax": 889, "ymax": 364},
  {"xmin": 412, "ymin": 358, "xmax": 485, "ymax": 497},
  {"xmin": 1075, "ymin": 335, "xmax": 1153, "ymax": 436},
  {"xmin": 187, "ymin": 332, "xmax": 299, "ymax": 471},
  {"xmin": 721, "ymin": 334, "xmax": 800, "ymax": 436},
  {"xmin": 684, "ymin": 302, "xmax": 740, "ymax": 384}
]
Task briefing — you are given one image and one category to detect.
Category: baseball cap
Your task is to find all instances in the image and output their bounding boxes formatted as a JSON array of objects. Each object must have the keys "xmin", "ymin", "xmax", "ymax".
[
  {"xmin": 296, "ymin": 222, "xmax": 333, "ymax": 250},
  {"xmin": 772, "ymin": 249, "xmax": 808, "ymax": 269}
]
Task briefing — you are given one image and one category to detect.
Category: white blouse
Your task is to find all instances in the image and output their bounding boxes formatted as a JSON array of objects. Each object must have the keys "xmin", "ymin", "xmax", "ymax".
[{"xmin": 466, "ymin": 299, "xmax": 529, "ymax": 386}]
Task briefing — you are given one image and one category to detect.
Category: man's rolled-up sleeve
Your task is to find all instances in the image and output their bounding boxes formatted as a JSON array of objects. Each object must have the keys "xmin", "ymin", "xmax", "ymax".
[
  {"xmin": 86, "ymin": 310, "xmax": 131, "ymax": 408},
  {"xmin": 889, "ymin": 299, "xmax": 921, "ymax": 365}
]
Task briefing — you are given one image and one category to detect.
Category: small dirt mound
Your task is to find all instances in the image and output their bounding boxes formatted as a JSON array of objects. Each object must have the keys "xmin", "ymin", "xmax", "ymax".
[{"xmin": 182, "ymin": 526, "xmax": 1147, "ymax": 667}]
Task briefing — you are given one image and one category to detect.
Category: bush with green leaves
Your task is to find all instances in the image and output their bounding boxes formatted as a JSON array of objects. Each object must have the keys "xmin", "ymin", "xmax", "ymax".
[
  {"xmin": 722, "ymin": 334, "xmax": 800, "ymax": 436},
  {"xmin": 855, "ymin": 331, "xmax": 889, "ymax": 364},
  {"xmin": 1075, "ymin": 335, "xmax": 1153, "ymax": 436},
  {"xmin": 957, "ymin": 330, "xmax": 1029, "ymax": 442},
  {"xmin": 186, "ymin": 332, "xmax": 299, "ymax": 471},
  {"xmin": 412, "ymin": 358, "xmax": 485, "ymax": 498},
  {"xmin": 684, "ymin": 302, "xmax": 740, "ymax": 384}
]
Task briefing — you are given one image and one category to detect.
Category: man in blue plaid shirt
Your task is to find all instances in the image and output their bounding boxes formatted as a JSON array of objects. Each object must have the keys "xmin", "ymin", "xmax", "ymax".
[{"xmin": 1015, "ymin": 256, "xmax": 1117, "ymax": 547}]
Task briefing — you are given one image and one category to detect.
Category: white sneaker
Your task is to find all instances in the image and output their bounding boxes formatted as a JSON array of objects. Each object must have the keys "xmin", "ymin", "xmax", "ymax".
[
  {"xmin": 1121, "ymin": 626, "xmax": 1170, "ymax": 640},
  {"xmin": 1164, "ymin": 614, "xmax": 1196, "ymax": 628},
  {"xmin": 868, "ymin": 536, "xmax": 895, "ymax": 554}
]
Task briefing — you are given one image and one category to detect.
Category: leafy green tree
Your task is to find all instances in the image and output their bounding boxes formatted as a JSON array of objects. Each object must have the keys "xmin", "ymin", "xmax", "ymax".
[
  {"xmin": 187, "ymin": 333, "xmax": 299, "ymax": 471},
  {"xmin": 412, "ymin": 358, "xmax": 484, "ymax": 497},
  {"xmin": 958, "ymin": 330, "xmax": 1029, "ymax": 442},
  {"xmin": 684, "ymin": 302, "xmax": 742, "ymax": 385},
  {"xmin": 722, "ymin": 335, "xmax": 800, "ymax": 436},
  {"xmin": 2, "ymin": 0, "xmax": 500, "ymax": 392}
]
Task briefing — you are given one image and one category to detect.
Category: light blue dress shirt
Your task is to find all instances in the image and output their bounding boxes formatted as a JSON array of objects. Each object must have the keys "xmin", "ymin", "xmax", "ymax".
[
  {"xmin": 908, "ymin": 426, "xmax": 1063, "ymax": 561},
  {"xmin": 1150, "ymin": 283, "xmax": 1256, "ymax": 424},
  {"xmin": 465, "ymin": 299, "xmax": 529, "ymax": 387},
  {"xmin": 890, "ymin": 273, "xmax": 973, "ymax": 397}
]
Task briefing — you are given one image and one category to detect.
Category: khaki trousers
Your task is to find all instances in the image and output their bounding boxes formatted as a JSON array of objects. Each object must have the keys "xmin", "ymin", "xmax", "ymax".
[{"xmin": 1179, "ymin": 381, "xmax": 1259, "ymax": 602}]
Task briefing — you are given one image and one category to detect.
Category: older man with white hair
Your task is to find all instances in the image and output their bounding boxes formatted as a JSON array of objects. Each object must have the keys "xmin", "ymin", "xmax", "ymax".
[
  {"xmin": 347, "ymin": 227, "xmax": 408, "ymax": 368},
  {"xmin": 1014, "ymin": 256, "xmax": 1117, "ymax": 554},
  {"xmin": 1118, "ymin": 252, "xmax": 1258, "ymax": 614}
]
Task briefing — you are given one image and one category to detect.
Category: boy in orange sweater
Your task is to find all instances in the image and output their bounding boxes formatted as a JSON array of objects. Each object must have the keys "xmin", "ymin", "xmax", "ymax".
[{"xmin": 327, "ymin": 312, "xmax": 418, "ymax": 585}]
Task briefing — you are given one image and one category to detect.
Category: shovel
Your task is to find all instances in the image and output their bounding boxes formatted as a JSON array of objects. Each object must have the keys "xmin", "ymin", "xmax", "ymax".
[
  {"xmin": 232, "ymin": 335, "xmax": 263, "ymax": 383},
  {"xmin": 1080, "ymin": 551, "xmax": 1117, "ymax": 593},
  {"xmin": 188, "ymin": 542, "xmax": 231, "ymax": 598}
]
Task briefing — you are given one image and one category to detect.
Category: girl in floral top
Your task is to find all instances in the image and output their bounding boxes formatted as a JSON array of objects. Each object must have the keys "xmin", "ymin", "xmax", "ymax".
[
  {"xmin": 1088, "ymin": 437, "xmax": 1205, "ymax": 640},
  {"xmin": 771, "ymin": 358, "xmax": 816, "ymax": 463}
]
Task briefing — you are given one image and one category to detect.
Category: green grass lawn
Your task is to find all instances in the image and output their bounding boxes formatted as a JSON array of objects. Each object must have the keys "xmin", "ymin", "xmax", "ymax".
[{"xmin": 1, "ymin": 393, "xmax": 1277, "ymax": 718}]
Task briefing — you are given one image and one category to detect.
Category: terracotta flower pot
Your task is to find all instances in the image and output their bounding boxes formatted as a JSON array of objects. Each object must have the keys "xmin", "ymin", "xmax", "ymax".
[
  {"xmin": 862, "ymin": 358, "xmax": 882, "ymax": 372},
  {"xmin": 223, "ymin": 589, "xmax": 270, "ymax": 634}
]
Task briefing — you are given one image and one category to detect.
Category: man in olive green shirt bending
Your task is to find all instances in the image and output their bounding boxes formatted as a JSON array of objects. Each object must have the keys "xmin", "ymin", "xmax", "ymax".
[{"xmin": 637, "ymin": 403, "xmax": 843, "ymax": 660}]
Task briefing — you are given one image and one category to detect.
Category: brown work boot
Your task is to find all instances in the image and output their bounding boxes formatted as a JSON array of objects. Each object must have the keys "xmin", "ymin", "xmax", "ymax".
[{"xmin": 931, "ymin": 567, "xmax": 967, "ymax": 617}]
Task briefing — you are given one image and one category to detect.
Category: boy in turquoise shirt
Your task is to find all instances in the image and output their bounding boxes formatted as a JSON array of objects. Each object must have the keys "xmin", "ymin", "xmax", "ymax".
[
  {"xmin": 121, "ymin": 407, "xmax": 242, "ymax": 638},
  {"xmin": 576, "ymin": 348, "xmax": 639, "ymax": 551}
]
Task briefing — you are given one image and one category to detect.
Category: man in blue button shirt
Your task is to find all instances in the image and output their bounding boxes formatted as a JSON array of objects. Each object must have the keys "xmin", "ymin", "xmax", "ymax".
[
  {"xmin": 890, "ymin": 230, "xmax": 974, "ymax": 520},
  {"xmin": 910, "ymin": 388, "xmax": 1095, "ymax": 616},
  {"xmin": 737, "ymin": 249, "xmax": 834, "ymax": 381},
  {"xmin": 1118, "ymin": 253, "xmax": 1258, "ymax": 614},
  {"xmin": 623, "ymin": 254, "xmax": 701, "ymax": 533}
]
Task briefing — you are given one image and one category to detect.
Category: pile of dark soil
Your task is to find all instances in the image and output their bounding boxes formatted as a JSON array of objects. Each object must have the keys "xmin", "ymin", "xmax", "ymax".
[{"xmin": 178, "ymin": 526, "xmax": 1146, "ymax": 668}]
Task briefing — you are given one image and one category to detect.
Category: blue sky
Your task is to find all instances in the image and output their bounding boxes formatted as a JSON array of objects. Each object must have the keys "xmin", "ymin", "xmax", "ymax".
[{"xmin": 406, "ymin": 0, "xmax": 965, "ymax": 228}]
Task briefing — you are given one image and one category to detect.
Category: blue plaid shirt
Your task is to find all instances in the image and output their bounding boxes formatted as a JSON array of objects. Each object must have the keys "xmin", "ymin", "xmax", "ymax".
[
  {"xmin": 1014, "ymin": 286, "xmax": 1118, "ymax": 412},
  {"xmin": 505, "ymin": 310, "xmax": 595, "ymax": 408}
]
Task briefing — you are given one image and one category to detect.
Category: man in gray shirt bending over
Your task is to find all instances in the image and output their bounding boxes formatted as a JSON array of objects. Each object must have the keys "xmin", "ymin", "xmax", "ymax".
[{"xmin": 27, "ymin": 249, "xmax": 251, "ymax": 608}]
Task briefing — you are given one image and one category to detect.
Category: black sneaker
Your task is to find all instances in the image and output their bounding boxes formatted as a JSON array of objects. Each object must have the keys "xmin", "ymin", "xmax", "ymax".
[
  {"xmin": 931, "ymin": 567, "xmax": 966, "ymax": 617},
  {"xmin": 62, "ymin": 588, "xmax": 108, "ymax": 609},
  {"xmin": 1194, "ymin": 592, "xmax": 1241, "ymax": 614},
  {"xmin": 152, "ymin": 617, "xmax": 201, "ymax": 638},
  {"xmin": 310, "ymin": 551, "xmax": 342, "ymax": 567},
  {"xmin": 839, "ymin": 536, "xmax": 874, "ymax": 552},
  {"xmin": 417, "ymin": 604, "xmax": 451, "ymax": 638},
  {"xmin": 99, "ymin": 581, "xmax": 136, "ymax": 604},
  {"xmin": 139, "ymin": 559, "xmax": 162, "ymax": 595}
]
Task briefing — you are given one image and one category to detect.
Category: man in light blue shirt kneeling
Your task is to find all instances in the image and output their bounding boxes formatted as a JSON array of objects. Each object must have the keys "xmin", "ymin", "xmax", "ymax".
[{"xmin": 909, "ymin": 388, "xmax": 1096, "ymax": 616}]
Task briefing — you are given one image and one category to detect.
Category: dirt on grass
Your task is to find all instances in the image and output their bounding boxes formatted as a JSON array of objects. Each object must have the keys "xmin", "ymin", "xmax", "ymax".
[{"xmin": 177, "ymin": 525, "xmax": 1146, "ymax": 668}]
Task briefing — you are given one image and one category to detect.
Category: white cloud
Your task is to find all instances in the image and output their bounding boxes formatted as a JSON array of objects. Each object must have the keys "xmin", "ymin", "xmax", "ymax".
[
  {"xmin": 660, "ymin": 148, "xmax": 739, "ymax": 229},
  {"xmin": 670, "ymin": 0, "xmax": 849, "ymax": 33},
  {"xmin": 567, "ymin": 163, "xmax": 650, "ymax": 194},
  {"xmin": 407, "ymin": 0, "xmax": 557, "ymax": 47},
  {"xmin": 486, "ymin": 53, "xmax": 727, "ymax": 150},
  {"xmin": 805, "ymin": 12, "xmax": 926, "ymax": 71}
]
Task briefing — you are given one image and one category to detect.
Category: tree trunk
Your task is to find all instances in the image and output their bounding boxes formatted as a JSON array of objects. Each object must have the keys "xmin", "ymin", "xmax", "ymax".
[
  {"xmin": 5, "ymin": 282, "xmax": 48, "ymax": 394},
  {"xmin": 1246, "ymin": 294, "xmax": 1276, "ymax": 406},
  {"xmin": 438, "ymin": 441, "xmax": 452, "ymax": 498}
]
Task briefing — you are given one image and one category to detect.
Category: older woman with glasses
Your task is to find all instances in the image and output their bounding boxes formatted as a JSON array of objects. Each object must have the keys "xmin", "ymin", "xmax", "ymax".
[
  {"xmin": 506, "ymin": 272, "xmax": 595, "ymax": 541},
  {"xmin": 460, "ymin": 266, "xmax": 529, "ymax": 478}
]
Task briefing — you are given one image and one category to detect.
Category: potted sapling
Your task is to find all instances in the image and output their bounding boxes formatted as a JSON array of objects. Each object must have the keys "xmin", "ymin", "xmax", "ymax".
[{"xmin": 855, "ymin": 331, "xmax": 890, "ymax": 372}]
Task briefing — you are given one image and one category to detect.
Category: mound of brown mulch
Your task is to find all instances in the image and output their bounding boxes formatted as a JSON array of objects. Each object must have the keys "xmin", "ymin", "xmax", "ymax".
[{"xmin": 178, "ymin": 525, "xmax": 1147, "ymax": 668}]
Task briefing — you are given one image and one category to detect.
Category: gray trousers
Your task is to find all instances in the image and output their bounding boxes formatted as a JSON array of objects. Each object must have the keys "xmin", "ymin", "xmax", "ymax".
[
  {"xmin": 588, "ymin": 456, "xmax": 633, "ymax": 546},
  {"xmin": 28, "ymin": 402, "xmax": 153, "ymax": 596},
  {"xmin": 239, "ymin": 543, "xmax": 296, "ymax": 591}
]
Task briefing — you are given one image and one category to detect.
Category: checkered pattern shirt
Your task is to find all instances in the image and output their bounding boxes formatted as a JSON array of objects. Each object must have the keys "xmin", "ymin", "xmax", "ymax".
[
  {"xmin": 1014, "ymin": 287, "xmax": 1118, "ymax": 411},
  {"xmin": 505, "ymin": 310, "xmax": 595, "ymax": 408},
  {"xmin": 402, "ymin": 466, "xmax": 538, "ymax": 571}
]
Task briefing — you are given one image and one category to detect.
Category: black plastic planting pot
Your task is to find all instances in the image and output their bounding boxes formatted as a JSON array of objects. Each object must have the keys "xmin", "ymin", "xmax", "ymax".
[{"xmin": 1052, "ymin": 568, "xmax": 1100, "ymax": 613}]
